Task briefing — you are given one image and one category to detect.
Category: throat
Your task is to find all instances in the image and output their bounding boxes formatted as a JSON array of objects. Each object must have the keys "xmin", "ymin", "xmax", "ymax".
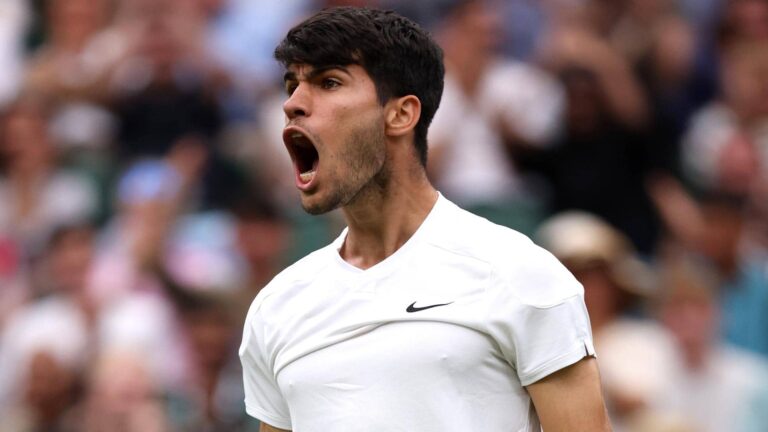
[
  {"xmin": 339, "ymin": 243, "xmax": 388, "ymax": 270},
  {"xmin": 339, "ymin": 229, "xmax": 406, "ymax": 270},
  {"xmin": 339, "ymin": 188, "xmax": 439, "ymax": 270}
]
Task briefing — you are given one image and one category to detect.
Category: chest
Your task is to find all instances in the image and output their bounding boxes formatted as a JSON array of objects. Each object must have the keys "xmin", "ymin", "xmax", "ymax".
[
  {"xmin": 278, "ymin": 320, "xmax": 503, "ymax": 394},
  {"xmin": 264, "ymin": 252, "xmax": 494, "ymax": 374}
]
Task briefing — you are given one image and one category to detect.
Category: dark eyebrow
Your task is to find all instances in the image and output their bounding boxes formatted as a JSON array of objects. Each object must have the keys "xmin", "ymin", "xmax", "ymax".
[
  {"xmin": 283, "ymin": 65, "xmax": 351, "ymax": 84},
  {"xmin": 283, "ymin": 71, "xmax": 296, "ymax": 83}
]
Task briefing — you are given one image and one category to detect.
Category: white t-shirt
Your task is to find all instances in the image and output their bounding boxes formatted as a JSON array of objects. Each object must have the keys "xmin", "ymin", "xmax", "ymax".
[{"xmin": 240, "ymin": 195, "xmax": 594, "ymax": 431}]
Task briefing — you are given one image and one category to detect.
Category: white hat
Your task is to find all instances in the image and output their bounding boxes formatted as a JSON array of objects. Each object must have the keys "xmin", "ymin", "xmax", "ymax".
[{"xmin": 536, "ymin": 211, "xmax": 657, "ymax": 297}]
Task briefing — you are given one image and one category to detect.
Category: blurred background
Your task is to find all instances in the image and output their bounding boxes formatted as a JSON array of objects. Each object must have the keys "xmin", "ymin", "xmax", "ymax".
[{"xmin": 0, "ymin": 0, "xmax": 766, "ymax": 431}]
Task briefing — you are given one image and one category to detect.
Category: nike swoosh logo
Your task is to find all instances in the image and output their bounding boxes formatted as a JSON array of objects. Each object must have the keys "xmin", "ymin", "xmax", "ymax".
[{"xmin": 406, "ymin": 301, "xmax": 454, "ymax": 313}]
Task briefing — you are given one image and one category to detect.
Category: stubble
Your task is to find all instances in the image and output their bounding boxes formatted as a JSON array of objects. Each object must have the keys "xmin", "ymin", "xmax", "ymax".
[{"xmin": 301, "ymin": 116, "xmax": 388, "ymax": 215}]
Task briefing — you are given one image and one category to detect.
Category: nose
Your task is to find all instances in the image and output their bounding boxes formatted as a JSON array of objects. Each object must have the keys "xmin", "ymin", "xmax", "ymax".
[{"xmin": 283, "ymin": 83, "xmax": 310, "ymax": 119}]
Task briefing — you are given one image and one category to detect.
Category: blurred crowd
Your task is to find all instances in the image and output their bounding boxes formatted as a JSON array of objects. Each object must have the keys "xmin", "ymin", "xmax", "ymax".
[{"xmin": 0, "ymin": 0, "xmax": 766, "ymax": 431}]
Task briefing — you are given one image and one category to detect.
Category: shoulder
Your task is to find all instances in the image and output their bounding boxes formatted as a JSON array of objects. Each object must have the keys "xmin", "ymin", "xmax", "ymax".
[
  {"xmin": 425, "ymin": 198, "xmax": 530, "ymax": 260},
  {"xmin": 243, "ymin": 243, "xmax": 335, "ymax": 325},
  {"xmin": 428, "ymin": 199, "xmax": 582, "ymax": 307}
]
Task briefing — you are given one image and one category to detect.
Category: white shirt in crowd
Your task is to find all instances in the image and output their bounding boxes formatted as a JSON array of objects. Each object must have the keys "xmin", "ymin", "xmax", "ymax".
[
  {"xmin": 0, "ymin": 0, "xmax": 28, "ymax": 106},
  {"xmin": 428, "ymin": 61, "xmax": 564, "ymax": 205}
]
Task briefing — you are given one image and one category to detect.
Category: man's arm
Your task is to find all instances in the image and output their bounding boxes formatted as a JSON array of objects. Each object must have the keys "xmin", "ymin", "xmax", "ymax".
[
  {"xmin": 260, "ymin": 423, "xmax": 291, "ymax": 432},
  {"xmin": 526, "ymin": 357, "xmax": 612, "ymax": 431}
]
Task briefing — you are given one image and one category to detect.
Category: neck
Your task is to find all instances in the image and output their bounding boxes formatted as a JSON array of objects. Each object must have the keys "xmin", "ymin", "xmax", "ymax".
[{"xmin": 340, "ymin": 159, "xmax": 437, "ymax": 270}]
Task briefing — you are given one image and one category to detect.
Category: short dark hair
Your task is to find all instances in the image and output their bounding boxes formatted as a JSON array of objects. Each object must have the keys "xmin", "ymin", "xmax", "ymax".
[{"xmin": 274, "ymin": 7, "xmax": 445, "ymax": 167}]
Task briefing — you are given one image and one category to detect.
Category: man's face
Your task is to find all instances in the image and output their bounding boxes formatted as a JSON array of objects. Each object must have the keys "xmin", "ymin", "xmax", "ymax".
[{"xmin": 282, "ymin": 64, "xmax": 388, "ymax": 214}]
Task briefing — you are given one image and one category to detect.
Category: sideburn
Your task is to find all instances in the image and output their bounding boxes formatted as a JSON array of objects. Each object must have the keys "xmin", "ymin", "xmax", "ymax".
[{"xmin": 339, "ymin": 116, "xmax": 389, "ymax": 207}]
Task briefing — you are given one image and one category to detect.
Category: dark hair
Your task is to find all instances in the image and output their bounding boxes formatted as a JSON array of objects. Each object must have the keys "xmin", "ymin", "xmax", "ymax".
[
  {"xmin": 231, "ymin": 188, "xmax": 283, "ymax": 222},
  {"xmin": 274, "ymin": 7, "xmax": 445, "ymax": 167}
]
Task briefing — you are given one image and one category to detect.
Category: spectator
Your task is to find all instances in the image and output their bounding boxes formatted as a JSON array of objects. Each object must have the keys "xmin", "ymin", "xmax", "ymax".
[
  {"xmin": 540, "ymin": 17, "xmax": 649, "ymax": 130},
  {"xmin": 86, "ymin": 159, "xmax": 198, "ymax": 391},
  {"xmin": 232, "ymin": 193, "xmax": 292, "ymax": 295},
  {"xmin": 109, "ymin": 5, "xmax": 223, "ymax": 159},
  {"xmin": 717, "ymin": 0, "xmax": 768, "ymax": 45},
  {"xmin": 0, "ymin": 223, "xmax": 97, "ymax": 418},
  {"xmin": 520, "ymin": 65, "xmax": 659, "ymax": 254},
  {"xmin": 0, "ymin": 95, "xmax": 97, "ymax": 257},
  {"xmin": 169, "ymin": 291, "xmax": 259, "ymax": 431},
  {"xmin": 89, "ymin": 154, "xmax": 252, "ymax": 398},
  {"xmin": 650, "ymin": 177, "xmax": 768, "ymax": 357},
  {"xmin": 0, "ymin": 296, "xmax": 89, "ymax": 431},
  {"xmin": 0, "ymin": 351, "xmax": 82, "ymax": 432},
  {"xmin": 23, "ymin": 0, "xmax": 119, "ymax": 159},
  {"xmin": 636, "ymin": 12, "xmax": 709, "ymax": 177},
  {"xmin": 66, "ymin": 350, "xmax": 171, "ymax": 432},
  {"xmin": 0, "ymin": 0, "xmax": 29, "ymax": 107},
  {"xmin": 426, "ymin": 0, "xmax": 564, "ymax": 233},
  {"xmin": 649, "ymin": 255, "xmax": 768, "ymax": 431},
  {"xmin": 109, "ymin": 4, "xmax": 249, "ymax": 211},
  {"xmin": 681, "ymin": 40, "xmax": 768, "ymax": 196},
  {"xmin": 536, "ymin": 211, "xmax": 680, "ymax": 431},
  {"xmin": 24, "ymin": 0, "xmax": 112, "ymax": 105}
]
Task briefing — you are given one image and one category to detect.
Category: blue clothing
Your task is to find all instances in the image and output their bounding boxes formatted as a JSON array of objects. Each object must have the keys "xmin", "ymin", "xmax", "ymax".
[{"xmin": 721, "ymin": 254, "xmax": 768, "ymax": 358}]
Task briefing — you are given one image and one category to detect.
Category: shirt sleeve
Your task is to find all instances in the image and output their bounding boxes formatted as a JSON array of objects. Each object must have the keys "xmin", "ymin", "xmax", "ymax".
[
  {"xmin": 487, "ymin": 244, "xmax": 595, "ymax": 387},
  {"xmin": 239, "ymin": 307, "xmax": 292, "ymax": 430}
]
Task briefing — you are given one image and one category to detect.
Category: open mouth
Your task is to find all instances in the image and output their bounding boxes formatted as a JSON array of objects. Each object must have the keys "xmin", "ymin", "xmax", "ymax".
[{"xmin": 283, "ymin": 127, "xmax": 319, "ymax": 187}]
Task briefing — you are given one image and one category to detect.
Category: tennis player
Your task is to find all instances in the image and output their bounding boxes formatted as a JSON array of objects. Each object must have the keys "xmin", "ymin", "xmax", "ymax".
[{"xmin": 240, "ymin": 6, "xmax": 611, "ymax": 432}]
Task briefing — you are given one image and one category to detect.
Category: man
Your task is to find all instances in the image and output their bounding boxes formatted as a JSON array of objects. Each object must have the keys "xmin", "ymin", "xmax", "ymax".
[
  {"xmin": 239, "ymin": 6, "xmax": 611, "ymax": 432},
  {"xmin": 427, "ymin": 0, "xmax": 564, "ymax": 224}
]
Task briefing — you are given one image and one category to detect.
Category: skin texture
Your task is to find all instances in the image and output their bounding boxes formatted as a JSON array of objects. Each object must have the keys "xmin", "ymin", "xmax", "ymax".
[
  {"xmin": 260, "ymin": 424, "xmax": 290, "ymax": 432},
  {"xmin": 282, "ymin": 63, "xmax": 435, "ymax": 270},
  {"xmin": 283, "ymin": 64, "xmax": 388, "ymax": 216},
  {"xmin": 527, "ymin": 357, "xmax": 612, "ymax": 431},
  {"xmin": 267, "ymin": 63, "xmax": 611, "ymax": 431}
]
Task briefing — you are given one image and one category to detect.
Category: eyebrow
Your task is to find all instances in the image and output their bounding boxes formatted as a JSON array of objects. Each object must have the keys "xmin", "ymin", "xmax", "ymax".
[{"xmin": 283, "ymin": 65, "xmax": 351, "ymax": 83}]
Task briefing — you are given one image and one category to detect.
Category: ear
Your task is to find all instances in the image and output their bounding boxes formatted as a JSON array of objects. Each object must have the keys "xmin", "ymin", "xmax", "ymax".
[{"xmin": 384, "ymin": 95, "xmax": 421, "ymax": 139}]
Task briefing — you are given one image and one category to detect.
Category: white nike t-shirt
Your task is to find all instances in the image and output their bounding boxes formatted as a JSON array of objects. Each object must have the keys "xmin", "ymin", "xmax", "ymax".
[{"xmin": 240, "ymin": 195, "xmax": 594, "ymax": 431}]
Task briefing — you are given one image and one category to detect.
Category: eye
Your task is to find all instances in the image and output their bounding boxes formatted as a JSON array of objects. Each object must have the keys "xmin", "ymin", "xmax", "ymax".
[
  {"xmin": 285, "ymin": 82, "xmax": 298, "ymax": 96},
  {"xmin": 321, "ymin": 78, "xmax": 341, "ymax": 90}
]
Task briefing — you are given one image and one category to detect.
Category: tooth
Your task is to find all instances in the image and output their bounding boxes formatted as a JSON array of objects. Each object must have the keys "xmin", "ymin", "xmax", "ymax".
[{"xmin": 300, "ymin": 171, "xmax": 315, "ymax": 183}]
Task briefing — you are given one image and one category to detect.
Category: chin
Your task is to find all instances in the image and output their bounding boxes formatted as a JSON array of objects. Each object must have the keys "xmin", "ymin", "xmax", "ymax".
[
  {"xmin": 300, "ymin": 194, "xmax": 340, "ymax": 215},
  {"xmin": 302, "ymin": 202, "xmax": 328, "ymax": 215}
]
